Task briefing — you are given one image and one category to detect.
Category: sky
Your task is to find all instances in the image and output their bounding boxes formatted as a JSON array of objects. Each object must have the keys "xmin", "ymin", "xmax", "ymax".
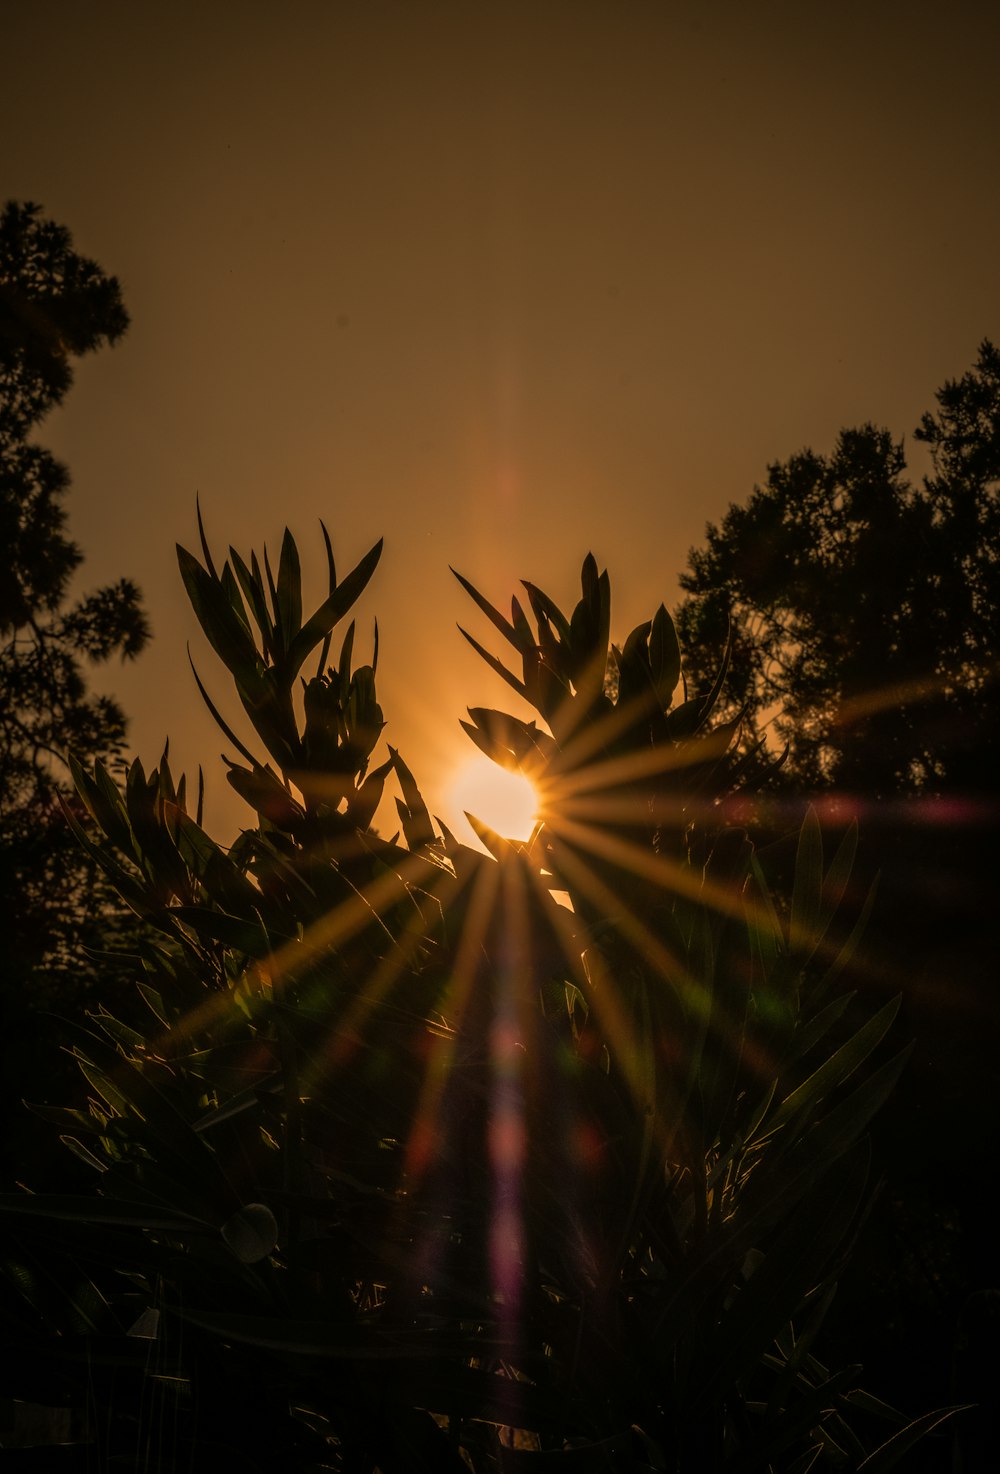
[{"xmin": 3, "ymin": 0, "xmax": 999, "ymax": 842}]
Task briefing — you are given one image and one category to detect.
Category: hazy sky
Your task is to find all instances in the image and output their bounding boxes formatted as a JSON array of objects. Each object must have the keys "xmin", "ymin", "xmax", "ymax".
[{"xmin": 4, "ymin": 0, "xmax": 999, "ymax": 840}]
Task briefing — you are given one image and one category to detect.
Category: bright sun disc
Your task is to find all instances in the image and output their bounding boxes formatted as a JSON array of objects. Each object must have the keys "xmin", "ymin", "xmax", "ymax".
[{"xmin": 449, "ymin": 755, "xmax": 540, "ymax": 842}]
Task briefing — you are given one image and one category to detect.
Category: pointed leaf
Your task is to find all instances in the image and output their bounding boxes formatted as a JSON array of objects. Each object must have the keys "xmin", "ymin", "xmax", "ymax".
[
  {"xmin": 195, "ymin": 494, "xmax": 218, "ymax": 578},
  {"xmin": 189, "ymin": 650, "xmax": 261, "ymax": 766},
  {"xmin": 451, "ymin": 566, "xmax": 520, "ymax": 648},
  {"xmin": 768, "ymin": 996, "xmax": 901, "ymax": 1134},
  {"xmin": 389, "ymin": 746, "xmax": 436, "ymax": 849},
  {"xmin": 522, "ymin": 579, "xmax": 571, "ymax": 643},
  {"xmin": 457, "ymin": 625, "xmax": 529, "ymax": 700},
  {"xmin": 856, "ymin": 1406, "xmax": 971, "ymax": 1473},
  {"xmin": 275, "ymin": 526, "xmax": 303, "ymax": 650},
  {"xmin": 649, "ymin": 603, "xmax": 682, "ymax": 709},
  {"xmin": 790, "ymin": 807, "xmax": 823, "ymax": 957},
  {"xmin": 177, "ymin": 545, "xmax": 262, "ymax": 684},
  {"xmin": 285, "ymin": 537, "xmax": 382, "ymax": 680}
]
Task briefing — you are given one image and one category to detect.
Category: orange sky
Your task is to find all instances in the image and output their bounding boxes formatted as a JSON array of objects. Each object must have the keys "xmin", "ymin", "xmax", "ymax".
[{"xmin": 4, "ymin": 0, "xmax": 999, "ymax": 841}]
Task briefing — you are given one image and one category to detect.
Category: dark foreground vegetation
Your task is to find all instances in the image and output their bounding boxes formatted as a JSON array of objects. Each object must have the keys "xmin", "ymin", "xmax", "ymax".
[{"xmin": 0, "ymin": 204, "xmax": 995, "ymax": 1469}]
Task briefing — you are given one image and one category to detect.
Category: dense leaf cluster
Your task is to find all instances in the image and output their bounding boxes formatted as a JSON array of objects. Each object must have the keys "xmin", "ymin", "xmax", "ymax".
[{"xmin": 0, "ymin": 520, "xmax": 954, "ymax": 1470}]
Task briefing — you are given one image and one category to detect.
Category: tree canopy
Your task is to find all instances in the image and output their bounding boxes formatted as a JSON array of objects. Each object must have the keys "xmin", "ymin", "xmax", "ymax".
[
  {"xmin": 0, "ymin": 202, "xmax": 148, "ymax": 1086},
  {"xmin": 0, "ymin": 201, "xmax": 147, "ymax": 808},
  {"xmin": 676, "ymin": 341, "xmax": 1000, "ymax": 799}
]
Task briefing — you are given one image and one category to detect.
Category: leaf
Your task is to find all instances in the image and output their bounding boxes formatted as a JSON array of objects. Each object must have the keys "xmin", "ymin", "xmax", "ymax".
[
  {"xmin": 275, "ymin": 526, "xmax": 303, "ymax": 652},
  {"xmin": 465, "ymin": 809, "xmax": 516, "ymax": 859},
  {"xmin": 856, "ymin": 1405, "xmax": 971, "ymax": 1472},
  {"xmin": 187, "ymin": 651, "xmax": 261, "ymax": 767},
  {"xmin": 452, "ymin": 565, "xmax": 520, "ymax": 649},
  {"xmin": 0, "ymin": 1193, "xmax": 211, "ymax": 1232},
  {"xmin": 389, "ymin": 746, "xmax": 436, "ymax": 849},
  {"xmin": 58, "ymin": 1136, "xmax": 109, "ymax": 1173},
  {"xmin": 522, "ymin": 579, "xmax": 572, "ymax": 643},
  {"xmin": 462, "ymin": 708, "xmax": 556, "ymax": 773},
  {"xmin": 649, "ymin": 603, "xmax": 682, "ymax": 709},
  {"xmin": 816, "ymin": 820, "xmax": 858, "ymax": 935},
  {"xmin": 177, "ymin": 544, "xmax": 262, "ymax": 685},
  {"xmin": 724, "ymin": 1367, "xmax": 862, "ymax": 1474},
  {"xmin": 509, "ymin": 594, "xmax": 537, "ymax": 657},
  {"xmin": 457, "ymin": 625, "xmax": 529, "ymax": 700},
  {"xmin": 783, "ymin": 993, "xmax": 855, "ymax": 1067},
  {"xmin": 583, "ymin": 563, "xmax": 612, "ymax": 700},
  {"xmin": 699, "ymin": 616, "xmax": 734, "ymax": 722},
  {"xmin": 790, "ymin": 807, "xmax": 823, "ymax": 958},
  {"xmin": 767, "ymin": 996, "xmax": 901, "ymax": 1135},
  {"xmin": 220, "ymin": 558, "xmax": 253, "ymax": 641},
  {"xmin": 25, "ymin": 1103, "xmax": 106, "ymax": 1136},
  {"xmin": 818, "ymin": 874, "xmax": 880, "ymax": 993},
  {"xmin": 692, "ymin": 1142, "xmax": 870, "ymax": 1409},
  {"xmin": 349, "ymin": 756, "xmax": 393, "ymax": 831},
  {"xmin": 666, "ymin": 694, "xmax": 708, "ymax": 740},
  {"xmin": 230, "ymin": 544, "xmax": 276, "ymax": 660},
  {"xmin": 124, "ymin": 760, "xmax": 190, "ymax": 899},
  {"xmin": 225, "ymin": 761, "xmax": 304, "ymax": 829},
  {"xmin": 171, "ymin": 905, "xmax": 272, "ymax": 955},
  {"xmin": 195, "ymin": 494, "xmax": 218, "ymax": 577},
  {"xmin": 58, "ymin": 1020, "xmax": 241, "ymax": 1218},
  {"xmin": 741, "ymin": 1045, "xmax": 913, "ymax": 1238},
  {"xmin": 69, "ymin": 754, "xmax": 132, "ymax": 855},
  {"xmin": 285, "ymin": 536, "xmax": 383, "ymax": 682},
  {"xmin": 137, "ymin": 982, "xmax": 169, "ymax": 1026}
]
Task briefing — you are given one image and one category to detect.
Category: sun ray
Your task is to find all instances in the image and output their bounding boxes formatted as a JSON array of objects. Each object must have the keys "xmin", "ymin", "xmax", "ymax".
[
  {"xmin": 402, "ymin": 854, "xmax": 500, "ymax": 1183},
  {"xmin": 450, "ymin": 753, "xmax": 540, "ymax": 843}
]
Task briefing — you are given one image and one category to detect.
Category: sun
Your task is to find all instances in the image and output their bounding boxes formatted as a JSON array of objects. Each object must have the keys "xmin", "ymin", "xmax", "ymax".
[{"xmin": 448, "ymin": 753, "xmax": 540, "ymax": 843}]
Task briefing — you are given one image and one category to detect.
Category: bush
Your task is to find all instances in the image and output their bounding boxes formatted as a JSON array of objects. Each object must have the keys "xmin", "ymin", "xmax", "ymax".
[{"xmin": 0, "ymin": 516, "xmax": 958, "ymax": 1470}]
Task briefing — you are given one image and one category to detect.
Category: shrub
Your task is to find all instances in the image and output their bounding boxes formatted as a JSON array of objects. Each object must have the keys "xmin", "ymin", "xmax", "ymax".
[{"xmin": 0, "ymin": 516, "xmax": 959, "ymax": 1470}]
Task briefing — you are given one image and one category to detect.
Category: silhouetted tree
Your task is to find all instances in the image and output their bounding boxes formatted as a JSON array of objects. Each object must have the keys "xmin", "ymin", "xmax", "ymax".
[
  {"xmin": 677, "ymin": 346, "xmax": 1000, "ymax": 1459},
  {"xmin": 0, "ymin": 202, "xmax": 149, "ymax": 1164},
  {"xmin": 675, "ymin": 341, "xmax": 999, "ymax": 800}
]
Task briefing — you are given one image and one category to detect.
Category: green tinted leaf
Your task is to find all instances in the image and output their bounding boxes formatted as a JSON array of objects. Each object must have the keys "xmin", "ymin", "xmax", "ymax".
[
  {"xmin": 0, "ymin": 1193, "xmax": 210, "ymax": 1232},
  {"xmin": 790, "ymin": 807, "xmax": 823, "ymax": 958},
  {"xmin": 694, "ymin": 1142, "xmax": 869, "ymax": 1409},
  {"xmin": 819, "ymin": 874, "xmax": 880, "ymax": 993},
  {"xmin": 817, "ymin": 820, "xmax": 858, "ymax": 935},
  {"xmin": 768, "ymin": 996, "xmax": 901, "ymax": 1134}
]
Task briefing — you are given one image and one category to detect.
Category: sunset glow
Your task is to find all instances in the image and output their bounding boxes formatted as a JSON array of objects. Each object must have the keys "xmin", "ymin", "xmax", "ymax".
[{"xmin": 449, "ymin": 753, "xmax": 540, "ymax": 842}]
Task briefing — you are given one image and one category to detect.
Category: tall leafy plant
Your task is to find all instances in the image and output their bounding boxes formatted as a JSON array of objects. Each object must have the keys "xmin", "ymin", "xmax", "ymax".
[{"xmin": 0, "ymin": 520, "xmax": 959, "ymax": 1470}]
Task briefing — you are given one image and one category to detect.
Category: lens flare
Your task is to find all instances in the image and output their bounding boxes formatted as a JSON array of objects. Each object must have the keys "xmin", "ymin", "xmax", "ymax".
[{"xmin": 449, "ymin": 753, "xmax": 539, "ymax": 842}]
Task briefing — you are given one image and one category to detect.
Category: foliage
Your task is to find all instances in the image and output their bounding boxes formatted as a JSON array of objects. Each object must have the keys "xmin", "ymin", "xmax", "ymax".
[
  {"xmin": 0, "ymin": 520, "xmax": 959, "ymax": 1470},
  {"xmin": 675, "ymin": 341, "xmax": 1000, "ymax": 797},
  {"xmin": 0, "ymin": 202, "xmax": 149, "ymax": 1139}
]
